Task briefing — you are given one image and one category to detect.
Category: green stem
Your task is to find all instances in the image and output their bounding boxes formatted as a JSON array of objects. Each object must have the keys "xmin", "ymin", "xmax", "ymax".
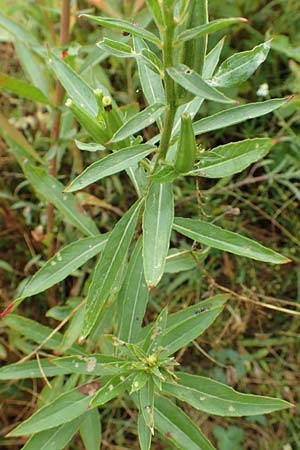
[{"xmin": 156, "ymin": 2, "xmax": 177, "ymax": 164}]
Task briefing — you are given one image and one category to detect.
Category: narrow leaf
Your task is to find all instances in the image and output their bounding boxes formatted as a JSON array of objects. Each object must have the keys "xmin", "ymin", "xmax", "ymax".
[
  {"xmin": 79, "ymin": 409, "xmax": 101, "ymax": 450},
  {"xmin": 163, "ymin": 373, "xmax": 292, "ymax": 416},
  {"xmin": 161, "ymin": 306, "xmax": 224, "ymax": 356},
  {"xmin": 15, "ymin": 40, "xmax": 48, "ymax": 95},
  {"xmin": 82, "ymin": 15, "xmax": 161, "ymax": 46},
  {"xmin": 52, "ymin": 354, "xmax": 131, "ymax": 377},
  {"xmin": 133, "ymin": 37, "xmax": 165, "ymax": 123},
  {"xmin": 117, "ymin": 239, "xmax": 149, "ymax": 343},
  {"xmin": 193, "ymin": 97, "xmax": 290, "ymax": 136},
  {"xmin": 178, "ymin": 17, "xmax": 247, "ymax": 42},
  {"xmin": 111, "ymin": 104, "xmax": 165, "ymax": 143},
  {"xmin": 191, "ymin": 138, "xmax": 274, "ymax": 178},
  {"xmin": 23, "ymin": 161, "xmax": 99, "ymax": 236},
  {"xmin": 0, "ymin": 72, "xmax": 51, "ymax": 104},
  {"xmin": 173, "ymin": 218, "xmax": 289, "ymax": 263},
  {"xmin": 0, "ymin": 359, "xmax": 70, "ymax": 380},
  {"xmin": 97, "ymin": 37, "xmax": 135, "ymax": 58},
  {"xmin": 167, "ymin": 65, "xmax": 235, "ymax": 104},
  {"xmin": 48, "ymin": 52, "xmax": 98, "ymax": 116},
  {"xmin": 143, "ymin": 183, "xmax": 174, "ymax": 287},
  {"xmin": 138, "ymin": 412, "xmax": 152, "ymax": 450},
  {"xmin": 9, "ymin": 387, "xmax": 98, "ymax": 436},
  {"xmin": 90, "ymin": 374, "xmax": 130, "ymax": 407},
  {"xmin": 75, "ymin": 140, "xmax": 105, "ymax": 152},
  {"xmin": 82, "ymin": 199, "xmax": 143, "ymax": 338},
  {"xmin": 203, "ymin": 36, "xmax": 225, "ymax": 79},
  {"xmin": 17, "ymin": 235, "xmax": 108, "ymax": 302},
  {"xmin": 66, "ymin": 144, "xmax": 155, "ymax": 192},
  {"xmin": 154, "ymin": 396, "xmax": 216, "ymax": 450},
  {"xmin": 211, "ymin": 41, "xmax": 271, "ymax": 88},
  {"xmin": 21, "ymin": 417, "xmax": 83, "ymax": 450},
  {"xmin": 3, "ymin": 315, "xmax": 84, "ymax": 355}
]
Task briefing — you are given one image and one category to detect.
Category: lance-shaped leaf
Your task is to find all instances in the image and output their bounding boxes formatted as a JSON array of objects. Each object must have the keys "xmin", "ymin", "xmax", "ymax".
[
  {"xmin": 117, "ymin": 239, "xmax": 149, "ymax": 343},
  {"xmin": 3, "ymin": 315, "xmax": 84, "ymax": 355},
  {"xmin": 160, "ymin": 305, "xmax": 224, "ymax": 356},
  {"xmin": 140, "ymin": 48, "xmax": 163, "ymax": 75},
  {"xmin": 191, "ymin": 138, "xmax": 274, "ymax": 178},
  {"xmin": 111, "ymin": 104, "xmax": 165, "ymax": 143},
  {"xmin": 133, "ymin": 37, "xmax": 165, "ymax": 126},
  {"xmin": 211, "ymin": 41, "xmax": 271, "ymax": 88},
  {"xmin": 23, "ymin": 161, "xmax": 99, "ymax": 236},
  {"xmin": 17, "ymin": 235, "xmax": 108, "ymax": 302},
  {"xmin": 178, "ymin": 17, "xmax": 247, "ymax": 43},
  {"xmin": 81, "ymin": 15, "xmax": 161, "ymax": 46},
  {"xmin": 173, "ymin": 218, "xmax": 289, "ymax": 264},
  {"xmin": 143, "ymin": 183, "xmax": 174, "ymax": 288},
  {"xmin": 0, "ymin": 113, "xmax": 44, "ymax": 164},
  {"xmin": 48, "ymin": 52, "xmax": 98, "ymax": 116},
  {"xmin": 0, "ymin": 72, "xmax": 51, "ymax": 104},
  {"xmin": 163, "ymin": 373, "xmax": 292, "ymax": 416},
  {"xmin": 193, "ymin": 97, "xmax": 290, "ymax": 136},
  {"xmin": 51, "ymin": 354, "xmax": 131, "ymax": 377},
  {"xmin": 66, "ymin": 144, "xmax": 154, "ymax": 192},
  {"xmin": 80, "ymin": 409, "xmax": 101, "ymax": 450},
  {"xmin": 22, "ymin": 417, "xmax": 83, "ymax": 450},
  {"xmin": 97, "ymin": 38, "xmax": 135, "ymax": 58},
  {"xmin": 167, "ymin": 65, "xmax": 235, "ymax": 104},
  {"xmin": 203, "ymin": 36, "xmax": 226, "ymax": 79},
  {"xmin": 0, "ymin": 359, "xmax": 70, "ymax": 380},
  {"xmin": 90, "ymin": 374, "xmax": 131, "ymax": 407},
  {"xmin": 9, "ymin": 386, "xmax": 99, "ymax": 436},
  {"xmin": 154, "ymin": 396, "xmax": 216, "ymax": 450},
  {"xmin": 138, "ymin": 412, "xmax": 152, "ymax": 450},
  {"xmin": 138, "ymin": 379, "xmax": 154, "ymax": 433},
  {"xmin": 82, "ymin": 199, "xmax": 143, "ymax": 338},
  {"xmin": 15, "ymin": 40, "xmax": 48, "ymax": 95},
  {"xmin": 75, "ymin": 140, "xmax": 105, "ymax": 152}
]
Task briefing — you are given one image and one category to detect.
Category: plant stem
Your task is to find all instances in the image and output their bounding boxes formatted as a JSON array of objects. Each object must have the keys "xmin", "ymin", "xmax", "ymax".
[
  {"xmin": 156, "ymin": 2, "xmax": 177, "ymax": 164},
  {"xmin": 46, "ymin": 0, "xmax": 71, "ymax": 257}
]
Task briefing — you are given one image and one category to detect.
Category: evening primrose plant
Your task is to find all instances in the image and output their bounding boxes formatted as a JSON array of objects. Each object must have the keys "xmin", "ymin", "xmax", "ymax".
[{"xmin": 0, "ymin": 0, "xmax": 293, "ymax": 449}]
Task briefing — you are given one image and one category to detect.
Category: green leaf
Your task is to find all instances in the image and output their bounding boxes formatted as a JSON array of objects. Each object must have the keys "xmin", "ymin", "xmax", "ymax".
[
  {"xmin": 167, "ymin": 65, "xmax": 235, "ymax": 104},
  {"xmin": 173, "ymin": 218, "xmax": 289, "ymax": 264},
  {"xmin": 65, "ymin": 144, "xmax": 155, "ymax": 192},
  {"xmin": 138, "ymin": 379, "xmax": 154, "ymax": 432},
  {"xmin": 140, "ymin": 48, "xmax": 163, "ymax": 75},
  {"xmin": 75, "ymin": 140, "xmax": 105, "ymax": 152},
  {"xmin": 3, "ymin": 315, "xmax": 84, "ymax": 355},
  {"xmin": 0, "ymin": 72, "xmax": 51, "ymax": 104},
  {"xmin": 111, "ymin": 104, "xmax": 165, "ymax": 143},
  {"xmin": 164, "ymin": 249, "xmax": 198, "ymax": 273},
  {"xmin": 82, "ymin": 15, "xmax": 161, "ymax": 46},
  {"xmin": 117, "ymin": 239, "xmax": 149, "ymax": 343},
  {"xmin": 15, "ymin": 40, "xmax": 48, "ymax": 95},
  {"xmin": 82, "ymin": 199, "xmax": 143, "ymax": 338},
  {"xmin": 0, "ymin": 359, "xmax": 70, "ymax": 380},
  {"xmin": 48, "ymin": 52, "xmax": 98, "ymax": 116},
  {"xmin": 0, "ymin": 113, "xmax": 44, "ymax": 164},
  {"xmin": 90, "ymin": 374, "xmax": 131, "ymax": 407},
  {"xmin": 21, "ymin": 417, "xmax": 83, "ymax": 450},
  {"xmin": 9, "ymin": 387, "xmax": 99, "ymax": 436},
  {"xmin": 133, "ymin": 37, "xmax": 165, "ymax": 122},
  {"xmin": 143, "ymin": 183, "xmax": 174, "ymax": 287},
  {"xmin": 160, "ymin": 305, "xmax": 224, "ymax": 356},
  {"xmin": 178, "ymin": 17, "xmax": 247, "ymax": 43},
  {"xmin": 191, "ymin": 138, "xmax": 274, "ymax": 178},
  {"xmin": 17, "ymin": 235, "xmax": 108, "ymax": 302},
  {"xmin": 52, "ymin": 354, "xmax": 131, "ymax": 377},
  {"xmin": 163, "ymin": 373, "xmax": 292, "ymax": 416},
  {"xmin": 211, "ymin": 41, "xmax": 271, "ymax": 88},
  {"xmin": 154, "ymin": 396, "xmax": 216, "ymax": 450},
  {"xmin": 97, "ymin": 37, "xmax": 135, "ymax": 58},
  {"xmin": 23, "ymin": 161, "xmax": 99, "ymax": 236},
  {"xmin": 79, "ymin": 409, "xmax": 101, "ymax": 450},
  {"xmin": 193, "ymin": 97, "xmax": 289, "ymax": 136},
  {"xmin": 145, "ymin": 0, "xmax": 164, "ymax": 27},
  {"xmin": 203, "ymin": 36, "xmax": 225, "ymax": 79},
  {"xmin": 138, "ymin": 412, "xmax": 152, "ymax": 450},
  {"xmin": 0, "ymin": 12, "xmax": 44, "ymax": 56}
]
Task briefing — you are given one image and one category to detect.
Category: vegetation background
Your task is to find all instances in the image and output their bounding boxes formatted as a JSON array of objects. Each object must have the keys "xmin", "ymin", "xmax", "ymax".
[{"xmin": 0, "ymin": 0, "xmax": 300, "ymax": 449}]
